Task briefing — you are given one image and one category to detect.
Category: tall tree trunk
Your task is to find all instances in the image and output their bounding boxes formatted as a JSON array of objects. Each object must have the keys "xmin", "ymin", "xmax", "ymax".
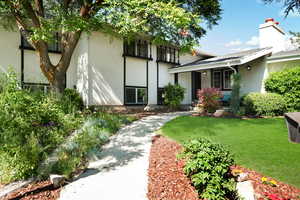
[{"xmin": 52, "ymin": 71, "xmax": 66, "ymax": 94}]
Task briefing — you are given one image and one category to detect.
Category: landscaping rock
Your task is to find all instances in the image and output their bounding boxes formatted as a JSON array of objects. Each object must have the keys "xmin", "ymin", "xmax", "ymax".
[
  {"xmin": 0, "ymin": 178, "xmax": 34, "ymax": 199},
  {"xmin": 50, "ymin": 174, "xmax": 65, "ymax": 188},
  {"xmin": 237, "ymin": 173, "xmax": 249, "ymax": 182},
  {"xmin": 236, "ymin": 181, "xmax": 255, "ymax": 200}
]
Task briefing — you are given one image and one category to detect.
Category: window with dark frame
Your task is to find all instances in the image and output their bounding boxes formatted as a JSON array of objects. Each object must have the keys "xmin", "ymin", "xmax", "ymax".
[
  {"xmin": 212, "ymin": 71, "xmax": 222, "ymax": 89},
  {"xmin": 212, "ymin": 69, "xmax": 234, "ymax": 90},
  {"xmin": 157, "ymin": 88, "xmax": 165, "ymax": 105},
  {"xmin": 125, "ymin": 87, "xmax": 147, "ymax": 105},
  {"xmin": 21, "ymin": 32, "xmax": 62, "ymax": 53},
  {"xmin": 157, "ymin": 46, "xmax": 179, "ymax": 64},
  {"xmin": 124, "ymin": 40, "xmax": 150, "ymax": 59}
]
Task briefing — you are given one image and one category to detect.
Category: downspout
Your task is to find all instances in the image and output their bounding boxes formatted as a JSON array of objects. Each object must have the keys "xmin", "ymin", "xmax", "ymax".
[{"xmin": 226, "ymin": 62, "xmax": 237, "ymax": 74}]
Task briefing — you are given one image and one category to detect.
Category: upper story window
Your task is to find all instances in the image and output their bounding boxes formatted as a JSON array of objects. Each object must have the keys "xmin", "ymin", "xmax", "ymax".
[
  {"xmin": 20, "ymin": 32, "xmax": 62, "ymax": 53},
  {"xmin": 157, "ymin": 46, "xmax": 179, "ymax": 64},
  {"xmin": 123, "ymin": 40, "xmax": 151, "ymax": 59}
]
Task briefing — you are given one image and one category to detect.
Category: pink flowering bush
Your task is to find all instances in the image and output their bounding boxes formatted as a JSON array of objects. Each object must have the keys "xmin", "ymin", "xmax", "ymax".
[{"xmin": 197, "ymin": 88, "xmax": 223, "ymax": 113}]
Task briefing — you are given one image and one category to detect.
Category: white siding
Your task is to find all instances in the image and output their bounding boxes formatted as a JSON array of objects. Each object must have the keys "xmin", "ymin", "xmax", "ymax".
[
  {"xmin": 126, "ymin": 57, "xmax": 147, "ymax": 87},
  {"xmin": 178, "ymin": 72, "xmax": 191, "ymax": 104}
]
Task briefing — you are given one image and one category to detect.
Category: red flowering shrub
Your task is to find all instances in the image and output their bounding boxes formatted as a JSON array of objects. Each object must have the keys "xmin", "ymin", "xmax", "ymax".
[
  {"xmin": 264, "ymin": 193, "xmax": 287, "ymax": 200},
  {"xmin": 197, "ymin": 88, "xmax": 223, "ymax": 113}
]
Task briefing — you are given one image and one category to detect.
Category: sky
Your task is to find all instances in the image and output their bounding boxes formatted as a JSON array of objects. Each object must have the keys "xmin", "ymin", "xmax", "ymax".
[{"xmin": 199, "ymin": 0, "xmax": 300, "ymax": 55}]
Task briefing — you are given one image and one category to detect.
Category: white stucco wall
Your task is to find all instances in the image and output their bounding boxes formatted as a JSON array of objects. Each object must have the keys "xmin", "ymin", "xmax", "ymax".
[
  {"xmin": 0, "ymin": 28, "xmax": 21, "ymax": 79},
  {"xmin": 158, "ymin": 63, "xmax": 174, "ymax": 87},
  {"xmin": 267, "ymin": 60, "xmax": 300, "ymax": 73},
  {"xmin": 87, "ymin": 32, "xmax": 124, "ymax": 106},
  {"xmin": 239, "ymin": 57, "xmax": 268, "ymax": 95},
  {"xmin": 126, "ymin": 57, "xmax": 147, "ymax": 87},
  {"xmin": 178, "ymin": 72, "xmax": 191, "ymax": 104}
]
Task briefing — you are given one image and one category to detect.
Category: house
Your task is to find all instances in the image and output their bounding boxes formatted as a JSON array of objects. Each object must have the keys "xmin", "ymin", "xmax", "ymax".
[
  {"xmin": 0, "ymin": 27, "xmax": 213, "ymax": 108},
  {"xmin": 0, "ymin": 18, "xmax": 299, "ymax": 109},
  {"xmin": 170, "ymin": 18, "xmax": 300, "ymax": 102}
]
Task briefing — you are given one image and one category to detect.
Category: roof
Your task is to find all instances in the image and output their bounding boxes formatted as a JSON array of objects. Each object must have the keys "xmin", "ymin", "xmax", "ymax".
[
  {"xmin": 268, "ymin": 49, "xmax": 300, "ymax": 61},
  {"xmin": 169, "ymin": 47, "xmax": 272, "ymax": 74},
  {"xmin": 194, "ymin": 49, "xmax": 215, "ymax": 58}
]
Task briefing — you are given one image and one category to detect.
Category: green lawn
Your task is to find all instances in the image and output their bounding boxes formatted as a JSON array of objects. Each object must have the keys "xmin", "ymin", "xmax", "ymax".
[{"xmin": 161, "ymin": 116, "xmax": 300, "ymax": 188}]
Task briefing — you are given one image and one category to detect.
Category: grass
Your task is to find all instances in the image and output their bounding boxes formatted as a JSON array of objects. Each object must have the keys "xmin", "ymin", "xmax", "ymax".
[{"xmin": 161, "ymin": 116, "xmax": 300, "ymax": 188}]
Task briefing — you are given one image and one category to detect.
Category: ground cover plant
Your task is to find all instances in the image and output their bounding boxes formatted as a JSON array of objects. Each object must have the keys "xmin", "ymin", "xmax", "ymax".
[{"xmin": 161, "ymin": 116, "xmax": 300, "ymax": 188}]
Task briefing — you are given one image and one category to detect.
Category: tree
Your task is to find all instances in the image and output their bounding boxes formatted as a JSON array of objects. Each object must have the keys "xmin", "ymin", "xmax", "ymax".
[
  {"xmin": 0, "ymin": 0, "xmax": 222, "ymax": 94},
  {"xmin": 262, "ymin": 0, "xmax": 300, "ymax": 17}
]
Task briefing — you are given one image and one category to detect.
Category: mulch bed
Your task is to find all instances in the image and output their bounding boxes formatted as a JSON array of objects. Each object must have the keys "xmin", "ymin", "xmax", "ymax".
[
  {"xmin": 231, "ymin": 166, "xmax": 300, "ymax": 200},
  {"xmin": 148, "ymin": 135, "xmax": 300, "ymax": 200},
  {"xmin": 1, "ymin": 181, "xmax": 61, "ymax": 200},
  {"xmin": 147, "ymin": 135, "xmax": 199, "ymax": 200}
]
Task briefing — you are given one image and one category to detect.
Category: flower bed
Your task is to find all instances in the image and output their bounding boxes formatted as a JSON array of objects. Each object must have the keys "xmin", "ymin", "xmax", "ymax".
[{"xmin": 231, "ymin": 166, "xmax": 300, "ymax": 200}]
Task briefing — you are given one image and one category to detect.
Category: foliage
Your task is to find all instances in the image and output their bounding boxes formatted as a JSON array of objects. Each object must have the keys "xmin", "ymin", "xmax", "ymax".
[
  {"xmin": 0, "ymin": 72, "xmax": 83, "ymax": 183},
  {"xmin": 0, "ymin": 71, "xmax": 133, "ymax": 183},
  {"xmin": 0, "ymin": 0, "xmax": 222, "ymax": 93},
  {"xmin": 262, "ymin": 0, "xmax": 300, "ymax": 17},
  {"xmin": 243, "ymin": 92, "xmax": 286, "ymax": 116},
  {"xmin": 230, "ymin": 73, "xmax": 241, "ymax": 114},
  {"xmin": 60, "ymin": 88, "xmax": 84, "ymax": 114},
  {"xmin": 163, "ymin": 83, "xmax": 185, "ymax": 109},
  {"xmin": 178, "ymin": 138, "xmax": 236, "ymax": 200},
  {"xmin": 197, "ymin": 88, "xmax": 223, "ymax": 113},
  {"xmin": 162, "ymin": 116, "xmax": 300, "ymax": 188},
  {"xmin": 265, "ymin": 67, "xmax": 300, "ymax": 111}
]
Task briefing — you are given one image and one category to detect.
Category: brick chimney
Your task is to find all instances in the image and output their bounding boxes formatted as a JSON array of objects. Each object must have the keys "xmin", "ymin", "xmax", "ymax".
[{"xmin": 259, "ymin": 18, "xmax": 286, "ymax": 53}]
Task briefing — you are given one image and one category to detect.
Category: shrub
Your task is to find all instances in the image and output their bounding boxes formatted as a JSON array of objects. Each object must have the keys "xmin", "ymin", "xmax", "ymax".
[
  {"xmin": 265, "ymin": 66, "xmax": 300, "ymax": 111},
  {"xmin": 0, "ymin": 72, "xmax": 83, "ymax": 183},
  {"xmin": 243, "ymin": 92, "xmax": 287, "ymax": 116},
  {"xmin": 60, "ymin": 88, "xmax": 84, "ymax": 114},
  {"xmin": 197, "ymin": 88, "xmax": 223, "ymax": 113},
  {"xmin": 179, "ymin": 139, "xmax": 236, "ymax": 200},
  {"xmin": 163, "ymin": 83, "xmax": 185, "ymax": 109}
]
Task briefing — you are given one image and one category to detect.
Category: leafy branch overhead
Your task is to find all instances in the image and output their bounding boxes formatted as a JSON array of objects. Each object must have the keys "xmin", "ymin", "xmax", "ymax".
[{"xmin": 0, "ymin": 0, "xmax": 222, "ymax": 93}]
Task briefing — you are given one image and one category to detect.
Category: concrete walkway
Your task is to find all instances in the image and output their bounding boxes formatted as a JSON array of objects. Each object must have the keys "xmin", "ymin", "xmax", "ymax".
[{"xmin": 59, "ymin": 112, "xmax": 190, "ymax": 200}]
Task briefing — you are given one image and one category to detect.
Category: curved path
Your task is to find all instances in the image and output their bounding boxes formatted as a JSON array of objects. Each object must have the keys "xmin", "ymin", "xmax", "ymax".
[{"xmin": 59, "ymin": 112, "xmax": 190, "ymax": 200}]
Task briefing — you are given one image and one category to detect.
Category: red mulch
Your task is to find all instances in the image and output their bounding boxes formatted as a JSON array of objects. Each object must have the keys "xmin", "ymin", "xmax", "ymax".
[
  {"xmin": 231, "ymin": 166, "xmax": 300, "ymax": 200},
  {"xmin": 147, "ymin": 135, "xmax": 199, "ymax": 200},
  {"xmin": 2, "ymin": 181, "xmax": 61, "ymax": 200}
]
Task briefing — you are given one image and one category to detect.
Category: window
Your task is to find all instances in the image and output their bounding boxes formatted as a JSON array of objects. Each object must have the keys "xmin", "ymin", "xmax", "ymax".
[
  {"xmin": 212, "ymin": 71, "xmax": 222, "ymax": 89},
  {"xmin": 212, "ymin": 69, "xmax": 234, "ymax": 90},
  {"xmin": 23, "ymin": 83, "xmax": 50, "ymax": 93},
  {"xmin": 125, "ymin": 87, "xmax": 147, "ymax": 104},
  {"xmin": 21, "ymin": 32, "xmax": 62, "ymax": 53},
  {"xmin": 157, "ymin": 88, "xmax": 165, "ymax": 105},
  {"xmin": 157, "ymin": 46, "xmax": 179, "ymax": 64},
  {"xmin": 124, "ymin": 40, "xmax": 150, "ymax": 59},
  {"xmin": 223, "ymin": 70, "xmax": 233, "ymax": 89}
]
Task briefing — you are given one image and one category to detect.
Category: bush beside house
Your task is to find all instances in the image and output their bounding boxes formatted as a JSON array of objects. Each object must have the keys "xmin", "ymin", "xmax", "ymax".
[
  {"xmin": 243, "ymin": 92, "xmax": 286, "ymax": 116},
  {"xmin": 265, "ymin": 66, "xmax": 300, "ymax": 112},
  {"xmin": 163, "ymin": 83, "xmax": 185, "ymax": 110},
  {"xmin": 197, "ymin": 88, "xmax": 223, "ymax": 113}
]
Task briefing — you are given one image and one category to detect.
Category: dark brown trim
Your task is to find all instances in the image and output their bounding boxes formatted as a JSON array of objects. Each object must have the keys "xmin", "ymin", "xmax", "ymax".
[
  {"xmin": 146, "ymin": 60, "xmax": 149, "ymax": 104},
  {"xmin": 123, "ymin": 56, "xmax": 126, "ymax": 105},
  {"xmin": 122, "ymin": 54, "xmax": 153, "ymax": 61},
  {"xmin": 211, "ymin": 68, "xmax": 234, "ymax": 91},
  {"xmin": 156, "ymin": 62, "xmax": 159, "ymax": 104},
  {"xmin": 174, "ymin": 73, "xmax": 178, "ymax": 84}
]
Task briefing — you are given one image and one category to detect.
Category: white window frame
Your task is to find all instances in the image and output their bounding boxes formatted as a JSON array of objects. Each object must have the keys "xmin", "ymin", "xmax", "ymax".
[{"xmin": 223, "ymin": 70, "xmax": 233, "ymax": 90}]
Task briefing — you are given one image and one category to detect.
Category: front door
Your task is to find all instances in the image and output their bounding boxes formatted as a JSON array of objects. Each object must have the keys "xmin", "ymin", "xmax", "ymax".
[{"xmin": 192, "ymin": 71, "xmax": 201, "ymax": 101}]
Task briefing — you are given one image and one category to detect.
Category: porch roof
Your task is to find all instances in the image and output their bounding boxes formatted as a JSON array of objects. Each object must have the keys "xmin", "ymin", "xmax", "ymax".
[{"xmin": 169, "ymin": 47, "xmax": 272, "ymax": 74}]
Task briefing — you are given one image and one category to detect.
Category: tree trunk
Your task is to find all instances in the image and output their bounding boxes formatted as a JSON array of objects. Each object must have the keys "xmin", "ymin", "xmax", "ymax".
[{"xmin": 51, "ymin": 72, "xmax": 66, "ymax": 94}]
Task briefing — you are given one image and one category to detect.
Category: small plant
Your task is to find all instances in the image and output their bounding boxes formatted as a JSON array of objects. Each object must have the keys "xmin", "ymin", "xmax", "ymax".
[
  {"xmin": 178, "ymin": 138, "xmax": 237, "ymax": 200},
  {"xmin": 197, "ymin": 88, "xmax": 223, "ymax": 113},
  {"xmin": 163, "ymin": 83, "xmax": 185, "ymax": 110},
  {"xmin": 243, "ymin": 92, "xmax": 287, "ymax": 116},
  {"xmin": 262, "ymin": 177, "xmax": 278, "ymax": 187}
]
